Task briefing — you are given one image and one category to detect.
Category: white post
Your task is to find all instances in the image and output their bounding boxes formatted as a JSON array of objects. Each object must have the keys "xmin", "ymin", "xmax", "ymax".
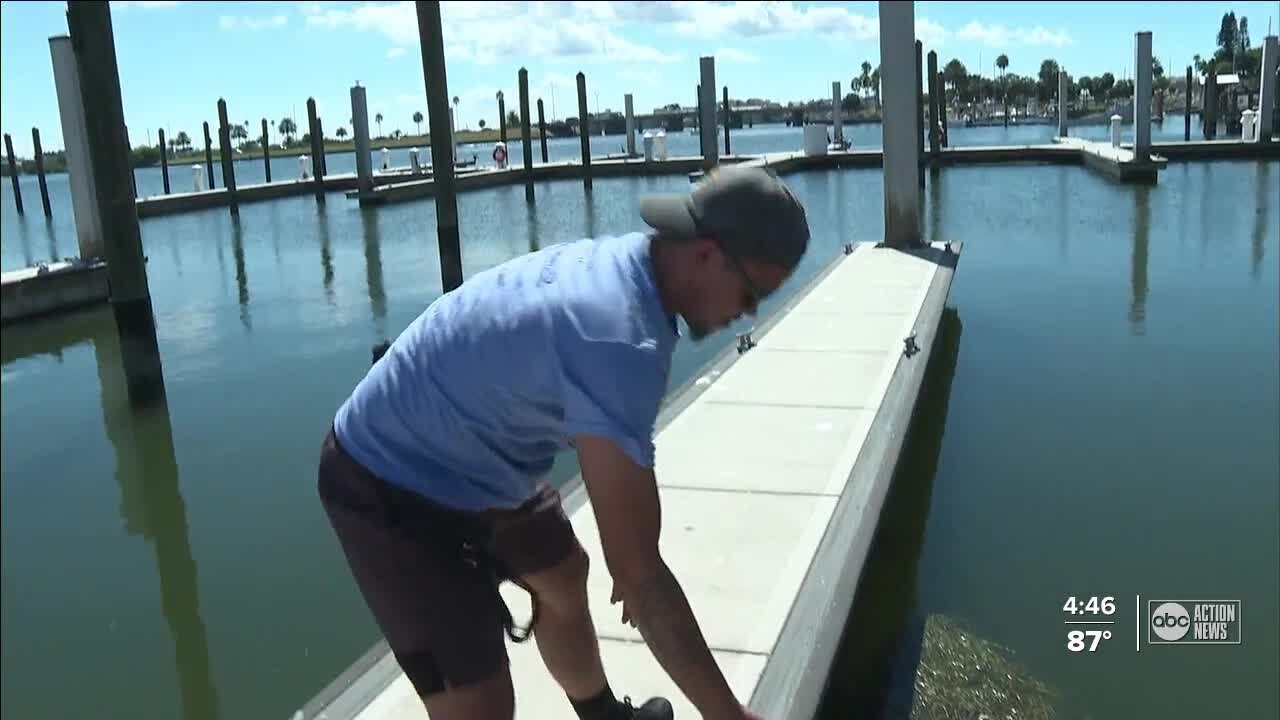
[
  {"xmin": 1241, "ymin": 109, "xmax": 1257, "ymax": 141},
  {"xmin": 409, "ymin": 148, "xmax": 421, "ymax": 174},
  {"xmin": 1058, "ymin": 70, "xmax": 1069, "ymax": 137},
  {"xmin": 192, "ymin": 165, "xmax": 204, "ymax": 191},
  {"xmin": 625, "ymin": 93, "xmax": 636, "ymax": 156},
  {"xmin": 1111, "ymin": 115, "xmax": 1123, "ymax": 147},
  {"xmin": 878, "ymin": 0, "xmax": 919, "ymax": 248},
  {"xmin": 1134, "ymin": 31, "xmax": 1152, "ymax": 160},
  {"xmin": 351, "ymin": 85, "xmax": 373, "ymax": 196},
  {"xmin": 300, "ymin": 155, "xmax": 311, "ymax": 180},
  {"xmin": 832, "ymin": 81, "xmax": 844, "ymax": 146},
  {"xmin": 49, "ymin": 35, "xmax": 103, "ymax": 260},
  {"xmin": 381, "ymin": 147, "xmax": 390, "ymax": 170},
  {"xmin": 699, "ymin": 56, "xmax": 718, "ymax": 167},
  {"xmin": 1257, "ymin": 35, "xmax": 1278, "ymax": 144}
]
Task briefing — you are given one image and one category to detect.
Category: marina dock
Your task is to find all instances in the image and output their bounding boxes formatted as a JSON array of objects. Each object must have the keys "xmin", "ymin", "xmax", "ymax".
[{"xmin": 299, "ymin": 239, "xmax": 962, "ymax": 719}]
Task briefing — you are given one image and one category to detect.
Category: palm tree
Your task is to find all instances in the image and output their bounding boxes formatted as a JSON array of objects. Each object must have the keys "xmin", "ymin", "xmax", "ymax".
[
  {"xmin": 870, "ymin": 65, "xmax": 881, "ymax": 107},
  {"xmin": 452, "ymin": 95, "xmax": 460, "ymax": 129},
  {"xmin": 996, "ymin": 53, "xmax": 1009, "ymax": 77},
  {"xmin": 231, "ymin": 124, "xmax": 248, "ymax": 148},
  {"xmin": 413, "ymin": 111, "xmax": 424, "ymax": 135},
  {"xmin": 375, "ymin": 112, "xmax": 384, "ymax": 138},
  {"xmin": 175, "ymin": 130, "xmax": 191, "ymax": 152},
  {"xmin": 859, "ymin": 61, "xmax": 872, "ymax": 98},
  {"xmin": 336, "ymin": 127, "xmax": 348, "ymax": 140},
  {"xmin": 278, "ymin": 117, "xmax": 297, "ymax": 144}
]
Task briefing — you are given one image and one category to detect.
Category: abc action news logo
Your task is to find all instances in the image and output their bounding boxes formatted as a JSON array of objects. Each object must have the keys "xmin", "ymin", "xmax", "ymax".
[{"xmin": 1148, "ymin": 600, "xmax": 1242, "ymax": 644}]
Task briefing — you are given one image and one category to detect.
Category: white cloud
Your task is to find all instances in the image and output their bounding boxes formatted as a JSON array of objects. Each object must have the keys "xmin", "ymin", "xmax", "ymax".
[
  {"xmin": 916, "ymin": 18, "xmax": 950, "ymax": 48},
  {"xmin": 715, "ymin": 47, "xmax": 759, "ymax": 64},
  {"xmin": 112, "ymin": 1, "xmax": 181, "ymax": 8},
  {"xmin": 616, "ymin": 68, "xmax": 662, "ymax": 88},
  {"xmin": 219, "ymin": 14, "xmax": 288, "ymax": 31},
  {"xmin": 956, "ymin": 21, "xmax": 1072, "ymax": 49},
  {"xmin": 387, "ymin": 46, "xmax": 407, "ymax": 60},
  {"xmin": 672, "ymin": 2, "xmax": 877, "ymax": 40},
  {"xmin": 303, "ymin": 1, "xmax": 679, "ymax": 65}
]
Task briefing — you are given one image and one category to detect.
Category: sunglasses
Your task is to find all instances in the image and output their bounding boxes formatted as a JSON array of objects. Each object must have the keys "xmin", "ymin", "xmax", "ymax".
[{"xmin": 691, "ymin": 215, "xmax": 764, "ymax": 312}]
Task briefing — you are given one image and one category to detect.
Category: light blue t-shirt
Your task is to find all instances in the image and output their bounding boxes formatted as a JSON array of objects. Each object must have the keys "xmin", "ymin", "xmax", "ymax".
[{"xmin": 333, "ymin": 231, "xmax": 679, "ymax": 512}]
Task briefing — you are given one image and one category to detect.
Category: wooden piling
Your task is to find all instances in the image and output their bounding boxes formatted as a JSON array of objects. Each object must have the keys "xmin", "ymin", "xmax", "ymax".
[
  {"xmin": 416, "ymin": 0, "xmax": 463, "ymax": 293},
  {"xmin": 1184, "ymin": 67, "xmax": 1192, "ymax": 142},
  {"xmin": 202, "ymin": 122, "xmax": 215, "ymax": 189},
  {"xmin": 158, "ymin": 128, "xmax": 170, "ymax": 194},
  {"xmin": 5, "ymin": 133, "xmax": 23, "ymax": 215},
  {"xmin": 938, "ymin": 71, "xmax": 948, "ymax": 147},
  {"xmin": 307, "ymin": 98, "xmax": 325, "ymax": 203},
  {"xmin": 1203, "ymin": 71, "xmax": 1217, "ymax": 140},
  {"xmin": 723, "ymin": 85, "xmax": 731, "ymax": 155},
  {"xmin": 518, "ymin": 67, "xmax": 534, "ymax": 202},
  {"xmin": 32, "ymin": 128, "xmax": 52, "ymax": 217},
  {"xmin": 537, "ymin": 99, "xmax": 548, "ymax": 163},
  {"xmin": 927, "ymin": 51, "xmax": 940, "ymax": 161},
  {"xmin": 316, "ymin": 117, "xmax": 327, "ymax": 177},
  {"xmin": 216, "ymin": 98, "xmax": 238, "ymax": 216},
  {"xmin": 66, "ymin": 0, "xmax": 164, "ymax": 406},
  {"xmin": 498, "ymin": 92, "xmax": 507, "ymax": 146},
  {"xmin": 577, "ymin": 71, "xmax": 591, "ymax": 191},
  {"xmin": 915, "ymin": 40, "xmax": 925, "ymax": 187},
  {"xmin": 261, "ymin": 118, "xmax": 272, "ymax": 182}
]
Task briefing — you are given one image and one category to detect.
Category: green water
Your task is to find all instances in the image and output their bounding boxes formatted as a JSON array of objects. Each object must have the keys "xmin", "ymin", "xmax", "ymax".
[{"xmin": 2, "ymin": 161, "xmax": 1277, "ymax": 719}]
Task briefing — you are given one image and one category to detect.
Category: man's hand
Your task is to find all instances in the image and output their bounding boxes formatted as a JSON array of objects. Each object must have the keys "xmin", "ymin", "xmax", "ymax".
[{"xmin": 575, "ymin": 433, "xmax": 746, "ymax": 720}]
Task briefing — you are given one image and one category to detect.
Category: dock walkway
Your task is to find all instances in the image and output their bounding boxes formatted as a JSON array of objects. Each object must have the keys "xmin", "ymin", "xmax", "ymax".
[{"xmin": 300, "ymin": 239, "xmax": 962, "ymax": 720}]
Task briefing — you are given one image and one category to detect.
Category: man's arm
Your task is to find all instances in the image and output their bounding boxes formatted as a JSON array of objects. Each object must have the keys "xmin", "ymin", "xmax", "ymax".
[{"xmin": 575, "ymin": 433, "xmax": 745, "ymax": 720}]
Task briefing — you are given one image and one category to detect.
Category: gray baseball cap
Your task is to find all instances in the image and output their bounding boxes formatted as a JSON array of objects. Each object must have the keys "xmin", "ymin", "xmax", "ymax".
[{"xmin": 639, "ymin": 165, "xmax": 810, "ymax": 271}]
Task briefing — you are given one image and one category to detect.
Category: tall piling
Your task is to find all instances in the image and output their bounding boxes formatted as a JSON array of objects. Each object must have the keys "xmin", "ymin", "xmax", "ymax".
[
  {"xmin": 49, "ymin": 35, "xmax": 101, "ymax": 258},
  {"xmin": 938, "ymin": 71, "xmax": 948, "ymax": 147},
  {"xmin": 315, "ymin": 117, "xmax": 327, "ymax": 177},
  {"xmin": 1058, "ymin": 70, "xmax": 1069, "ymax": 137},
  {"xmin": 158, "ymin": 128, "xmax": 170, "ymax": 194},
  {"xmin": 416, "ymin": 0, "xmax": 463, "ymax": 292},
  {"xmin": 216, "ymin": 98, "xmax": 238, "ymax": 216},
  {"xmin": 1203, "ymin": 71, "xmax": 1217, "ymax": 140},
  {"xmin": 32, "ymin": 128, "xmax": 52, "ymax": 218},
  {"xmin": 1133, "ymin": 32, "xmax": 1152, "ymax": 161},
  {"xmin": 723, "ymin": 86, "xmax": 732, "ymax": 154},
  {"xmin": 915, "ymin": 40, "xmax": 925, "ymax": 187},
  {"xmin": 927, "ymin": 51, "xmax": 940, "ymax": 161},
  {"xmin": 699, "ymin": 57, "xmax": 718, "ymax": 169},
  {"xmin": 261, "ymin": 118, "xmax": 272, "ymax": 182},
  {"xmin": 307, "ymin": 98, "xmax": 325, "ymax": 203},
  {"xmin": 626, "ymin": 93, "xmax": 637, "ymax": 156},
  {"xmin": 537, "ymin": 99, "xmax": 549, "ymax": 163},
  {"xmin": 879, "ymin": 0, "xmax": 920, "ymax": 248},
  {"xmin": 577, "ymin": 72, "xmax": 591, "ymax": 191},
  {"xmin": 202, "ymin": 121, "xmax": 215, "ymax": 188},
  {"xmin": 351, "ymin": 85, "xmax": 373, "ymax": 199},
  {"xmin": 498, "ymin": 91, "xmax": 507, "ymax": 146},
  {"xmin": 831, "ymin": 81, "xmax": 843, "ymax": 148},
  {"xmin": 1184, "ymin": 66, "xmax": 1193, "ymax": 141},
  {"xmin": 519, "ymin": 68, "xmax": 534, "ymax": 201},
  {"xmin": 1258, "ymin": 35, "xmax": 1278, "ymax": 143},
  {"xmin": 67, "ymin": 0, "xmax": 164, "ymax": 406},
  {"xmin": 4, "ymin": 134, "xmax": 22, "ymax": 215}
]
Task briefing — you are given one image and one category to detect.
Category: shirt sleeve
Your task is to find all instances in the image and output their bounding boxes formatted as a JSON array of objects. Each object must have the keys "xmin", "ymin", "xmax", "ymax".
[{"xmin": 560, "ymin": 337, "xmax": 668, "ymax": 468}]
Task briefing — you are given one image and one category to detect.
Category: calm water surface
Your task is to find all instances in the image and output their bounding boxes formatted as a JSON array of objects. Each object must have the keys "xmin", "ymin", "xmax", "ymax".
[{"xmin": 2, "ymin": 152, "xmax": 1275, "ymax": 719}]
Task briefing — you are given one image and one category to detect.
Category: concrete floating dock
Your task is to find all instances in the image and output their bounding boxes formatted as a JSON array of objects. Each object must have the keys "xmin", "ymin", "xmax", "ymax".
[
  {"xmin": 299, "ymin": 239, "xmax": 963, "ymax": 720},
  {"xmin": 1, "ymin": 259, "xmax": 109, "ymax": 324},
  {"xmin": 1052, "ymin": 136, "xmax": 1167, "ymax": 183},
  {"xmin": 134, "ymin": 168, "xmax": 423, "ymax": 218}
]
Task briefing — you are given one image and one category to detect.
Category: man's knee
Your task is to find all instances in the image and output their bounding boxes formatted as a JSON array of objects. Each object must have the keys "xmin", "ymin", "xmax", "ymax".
[{"xmin": 524, "ymin": 544, "xmax": 590, "ymax": 612}]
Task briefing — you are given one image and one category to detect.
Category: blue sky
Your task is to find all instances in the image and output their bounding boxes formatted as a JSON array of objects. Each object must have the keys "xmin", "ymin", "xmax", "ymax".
[{"xmin": 1, "ymin": 1, "xmax": 1275, "ymax": 156}]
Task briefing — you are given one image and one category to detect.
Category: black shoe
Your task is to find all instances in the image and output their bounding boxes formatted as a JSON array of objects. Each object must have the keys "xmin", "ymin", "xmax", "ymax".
[{"xmin": 619, "ymin": 696, "xmax": 674, "ymax": 720}]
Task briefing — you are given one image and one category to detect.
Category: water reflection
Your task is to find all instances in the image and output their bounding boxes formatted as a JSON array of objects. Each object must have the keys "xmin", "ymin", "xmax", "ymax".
[
  {"xmin": 525, "ymin": 199, "xmax": 542, "ymax": 253},
  {"xmin": 96, "ymin": 328, "xmax": 221, "ymax": 720},
  {"xmin": 1056, "ymin": 165, "xmax": 1069, "ymax": 259},
  {"xmin": 360, "ymin": 209, "xmax": 387, "ymax": 339},
  {"xmin": 815, "ymin": 307, "xmax": 964, "ymax": 718},
  {"xmin": 18, "ymin": 214, "xmax": 33, "ymax": 266},
  {"xmin": 926, "ymin": 169, "xmax": 941, "ymax": 245},
  {"xmin": 584, "ymin": 188, "xmax": 598, "ymax": 240},
  {"xmin": 1130, "ymin": 187, "xmax": 1151, "ymax": 336},
  {"xmin": 1251, "ymin": 162, "xmax": 1269, "ymax": 280},
  {"xmin": 317, "ymin": 205, "xmax": 335, "ymax": 306},
  {"xmin": 230, "ymin": 217, "xmax": 251, "ymax": 332}
]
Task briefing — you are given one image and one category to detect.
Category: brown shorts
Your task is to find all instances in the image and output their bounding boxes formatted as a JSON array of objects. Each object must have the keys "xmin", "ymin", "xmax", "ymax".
[{"xmin": 317, "ymin": 427, "xmax": 577, "ymax": 696}]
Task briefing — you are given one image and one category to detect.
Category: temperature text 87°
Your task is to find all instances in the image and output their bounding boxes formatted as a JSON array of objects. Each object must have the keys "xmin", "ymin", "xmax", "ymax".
[{"xmin": 1068, "ymin": 630, "xmax": 1111, "ymax": 652}]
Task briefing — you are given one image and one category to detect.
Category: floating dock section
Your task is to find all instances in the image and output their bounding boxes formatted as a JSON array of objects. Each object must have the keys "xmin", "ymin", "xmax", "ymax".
[
  {"xmin": 299, "ymin": 239, "xmax": 963, "ymax": 720},
  {"xmin": 1052, "ymin": 136, "xmax": 1167, "ymax": 183},
  {"xmin": 0, "ymin": 259, "xmax": 108, "ymax": 324}
]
